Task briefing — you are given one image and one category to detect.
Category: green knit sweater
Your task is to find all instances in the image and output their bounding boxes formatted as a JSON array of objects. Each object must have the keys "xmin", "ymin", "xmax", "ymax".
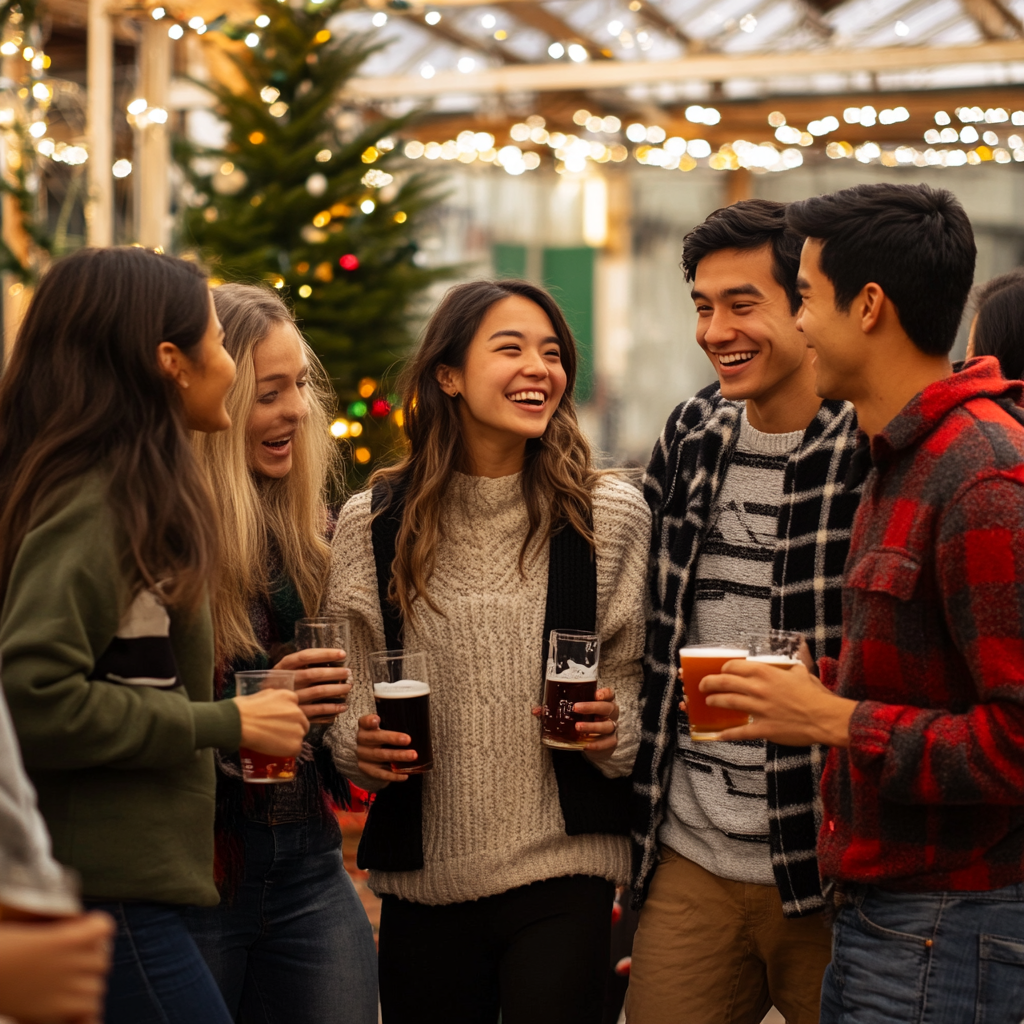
[{"xmin": 0, "ymin": 473, "xmax": 241, "ymax": 906}]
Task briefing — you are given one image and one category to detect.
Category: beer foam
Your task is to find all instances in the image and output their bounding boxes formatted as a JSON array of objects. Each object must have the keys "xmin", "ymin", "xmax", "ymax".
[
  {"xmin": 748, "ymin": 655, "xmax": 798, "ymax": 666},
  {"xmin": 679, "ymin": 647, "xmax": 748, "ymax": 658},
  {"xmin": 373, "ymin": 679, "xmax": 429, "ymax": 698},
  {"xmin": 546, "ymin": 657, "xmax": 599, "ymax": 682}
]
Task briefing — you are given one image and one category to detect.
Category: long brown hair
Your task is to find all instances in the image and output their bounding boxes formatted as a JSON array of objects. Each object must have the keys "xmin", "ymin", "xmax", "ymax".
[
  {"xmin": 372, "ymin": 278, "xmax": 599, "ymax": 621},
  {"xmin": 0, "ymin": 247, "xmax": 217, "ymax": 612},
  {"xmin": 192, "ymin": 284, "xmax": 338, "ymax": 662}
]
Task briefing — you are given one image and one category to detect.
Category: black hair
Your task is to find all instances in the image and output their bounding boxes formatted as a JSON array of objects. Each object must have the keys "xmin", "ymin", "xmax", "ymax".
[
  {"xmin": 681, "ymin": 199, "xmax": 804, "ymax": 314},
  {"xmin": 786, "ymin": 183, "xmax": 976, "ymax": 356},
  {"xmin": 971, "ymin": 270, "xmax": 1024, "ymax": 379}
]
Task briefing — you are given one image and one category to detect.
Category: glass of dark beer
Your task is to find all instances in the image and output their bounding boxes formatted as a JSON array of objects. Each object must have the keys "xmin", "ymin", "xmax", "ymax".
[
  {"xmin": 541, "ymin": 629, "xmax": 601, "ymax": 751},
  {"xmin": 369, "ymin": 650, "xmax": 434, "ymax": 774},
  {"xmin": 294, "ymin": 616, "xmax": 350, "ymax": 723},
  {"xmin": 235, "ymin": 669, "xmax": 298, "ymax": 783}
]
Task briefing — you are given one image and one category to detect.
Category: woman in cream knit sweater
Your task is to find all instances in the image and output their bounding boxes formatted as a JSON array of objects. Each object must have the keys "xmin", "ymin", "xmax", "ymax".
[{"xmin": 326, "ymin": 279, "xmax": 650, "ymax": 1024}]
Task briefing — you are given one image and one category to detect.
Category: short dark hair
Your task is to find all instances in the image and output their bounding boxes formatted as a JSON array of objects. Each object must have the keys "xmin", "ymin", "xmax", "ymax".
[
  {"xmin": 786, "ymin": 183, "xmax": 976, "ymax": 356},
  {"xmin": 681, "ymin": 199, "xmax": 803, "ymax": 313},
  {"xmin": 971, "ymin": 271, "xmax": 1024, "ymax": 379}
]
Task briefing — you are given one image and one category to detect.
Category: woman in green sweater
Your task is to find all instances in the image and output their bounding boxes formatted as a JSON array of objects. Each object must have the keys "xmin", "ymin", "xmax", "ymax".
[{"xmin": 0, "ymin": 247, "xmax": 308, "ymax": 1024}]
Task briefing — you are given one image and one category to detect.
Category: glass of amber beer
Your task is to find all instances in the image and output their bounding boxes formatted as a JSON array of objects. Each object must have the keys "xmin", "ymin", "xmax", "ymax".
[
  {"xmin": 679, "ymin": 646, "xmax": 749, "ymax": 741},
  {"xmin": 541, "ymin": 630, "xmax": 601, "ymax": 750},
  {"xmin": 235, "ymin": 669, "xmax": 298, "ymax": 783},
  {"xmin": 369, "ymin": 650, "xmax": 434, "ymax": 774}
]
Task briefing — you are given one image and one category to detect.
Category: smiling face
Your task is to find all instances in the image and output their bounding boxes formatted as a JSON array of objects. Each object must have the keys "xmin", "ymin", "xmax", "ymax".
[
  {"xmin": 246, "ymin": 320, "xmax": 310, "ymax": 479},
  {"xmin": 795, "ymin": 238, "xmax": 864, "ymax": 402},
  {"xmin": 692, "ymin": 245, "xmax": 812, "ymax": 405},
  {"xmin": 438, "ymin": 294, "xmax": 568, "ymax": 458},
  {"xmin": 175, "ymin": 291, "xmax": 236, "ymax": 433}
]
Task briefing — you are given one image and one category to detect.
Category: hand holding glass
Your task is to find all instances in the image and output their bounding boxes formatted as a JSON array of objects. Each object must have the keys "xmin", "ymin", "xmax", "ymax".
[
  {"xmin": 292, "ymin": 617, "xmax": 350, "ymax": 724},
  {"xmin": 236, "ymin": 669, "xmax": 300, "ymax": 783},
  {"xmin": 369, "ymin": 650, "xmax": 434, "ymax": 774},
  {"xmin": 541, "ymin": 630, "xmax": 601, "ymax": 750}
]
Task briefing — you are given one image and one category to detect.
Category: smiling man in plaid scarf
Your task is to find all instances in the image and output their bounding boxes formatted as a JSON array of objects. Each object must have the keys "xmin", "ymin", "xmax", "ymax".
[
  {"xmin": 627, "ymin": 200, "xmax": 862, "ymax": 1024},
  {"xmin": 703, "ymin": 183, "xmax": 1024, "ymax": 1024}
]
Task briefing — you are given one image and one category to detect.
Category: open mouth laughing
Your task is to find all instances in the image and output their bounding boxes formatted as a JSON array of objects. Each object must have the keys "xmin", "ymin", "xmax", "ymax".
[
  {"xmin": 717, "ymin": 351, "xmax": 757, "ymax": 366},
  {"xmin": 506, "ymin": 389, "xmax": 547, "ymax": 407},
  {"xmin": 262, "ymin": 434, "xmax": 294, "ymax": 453}
]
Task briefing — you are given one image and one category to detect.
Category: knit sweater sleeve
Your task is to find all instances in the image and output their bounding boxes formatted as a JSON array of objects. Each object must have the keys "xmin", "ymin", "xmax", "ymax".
[
  {"xmin": 588, "ymin": 475, "xmax": 652, "ymax": 779},
  {"xmin": 323, "ymin": 490, "xmax": 389, "ymax": 793},
  {"xmin": 0, "ymin": 475, "xmax": 238, "ymax": 772}
]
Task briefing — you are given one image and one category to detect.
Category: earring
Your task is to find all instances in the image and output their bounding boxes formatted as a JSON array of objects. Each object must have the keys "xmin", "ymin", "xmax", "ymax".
[{"xmin": 179, "ymin": 379, "xmax": 190, "ymax": 389}]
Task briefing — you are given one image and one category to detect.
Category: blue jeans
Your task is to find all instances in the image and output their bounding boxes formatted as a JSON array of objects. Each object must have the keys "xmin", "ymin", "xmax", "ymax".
[
  {"xmin": 85, "ymin": 900, "xmax": 234, "ymax": 1024},
  {"xmin": 182, "ymin": 818, "xmax": 378, "ymax": 1024},
  {"xmin": 821, "ymin": 883, "xmax": 1024, "ymax": 1024}
]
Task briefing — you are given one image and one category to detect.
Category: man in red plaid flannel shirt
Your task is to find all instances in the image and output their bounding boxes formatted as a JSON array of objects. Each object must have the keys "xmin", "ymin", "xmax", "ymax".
[{"xmin": 703, "ymin": 182, "xmax": 1024, "ymax": 1024}]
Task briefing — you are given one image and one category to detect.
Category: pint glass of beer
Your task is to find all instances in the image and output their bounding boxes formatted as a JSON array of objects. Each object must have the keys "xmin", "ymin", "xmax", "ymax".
[
  {"xmin": 235, "ymin": 669, "xmax": 298, "ymax": 783},
  {"xmin": 679, "ymin": 646, "xmax": 749, "ymax": 741},
  {"xmin": 294, "ymin": 616, "xmax": 350, "ymax": 722},
  {"xmin": 369, "ymin": 650, "xmax": 434, "ymax": 774},
  {"xmin": 748, "ymin": 630, "xmax": 803, "ymax": 666},
  {"xmin": 541, "ymin": 629, "xmax": 601, "ymax": 750}
]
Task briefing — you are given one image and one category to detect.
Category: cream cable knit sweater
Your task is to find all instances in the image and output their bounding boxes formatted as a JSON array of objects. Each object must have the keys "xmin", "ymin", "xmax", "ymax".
[{"xmin": 325, "ymin": 471, "xmax": 651, "ymax": 906}]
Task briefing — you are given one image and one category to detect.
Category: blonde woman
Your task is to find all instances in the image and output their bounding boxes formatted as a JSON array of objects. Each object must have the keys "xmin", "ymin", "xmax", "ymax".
[
  {"xmin": 326, "ymin": 279, "xmax": 651, "ymax": 1024},
  {"xmin": 182, "ymin": 285, "xmax": 378, "ymax": 1024}
]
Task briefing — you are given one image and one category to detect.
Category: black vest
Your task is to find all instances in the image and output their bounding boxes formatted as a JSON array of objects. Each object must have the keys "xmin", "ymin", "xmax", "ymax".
[{"xmin": 356, "ymin": 479, "xmax": 631, "ymax": 873}]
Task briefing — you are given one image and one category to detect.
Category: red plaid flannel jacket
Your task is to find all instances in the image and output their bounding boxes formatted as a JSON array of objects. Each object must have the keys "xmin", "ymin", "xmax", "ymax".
[{"xmin": 818, "ymin": 357, "xmax": 1024, "ymax": 892}]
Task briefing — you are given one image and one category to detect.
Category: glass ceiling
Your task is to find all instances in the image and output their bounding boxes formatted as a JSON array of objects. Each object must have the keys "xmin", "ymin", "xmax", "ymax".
[{"xmin": 336, "ymin": 0, "xmax": 1024, "ymax": 102}]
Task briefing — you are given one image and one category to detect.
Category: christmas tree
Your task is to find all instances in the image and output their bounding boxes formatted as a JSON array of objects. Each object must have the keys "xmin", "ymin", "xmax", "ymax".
[{"xmin": 176, "ymin": 2, "xmax": 448, "ymax": 475}]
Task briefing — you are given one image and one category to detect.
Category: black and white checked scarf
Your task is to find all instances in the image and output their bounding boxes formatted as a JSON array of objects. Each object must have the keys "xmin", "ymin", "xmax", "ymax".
[{"xmin": 630, "ymin": 383, "xmax": 862, "ymax": 917}]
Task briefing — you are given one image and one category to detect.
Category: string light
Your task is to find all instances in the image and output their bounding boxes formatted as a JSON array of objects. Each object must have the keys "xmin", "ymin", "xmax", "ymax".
[{"xmin": 392, "ymin": 101, "xmax": 1024, "ymax": 177}]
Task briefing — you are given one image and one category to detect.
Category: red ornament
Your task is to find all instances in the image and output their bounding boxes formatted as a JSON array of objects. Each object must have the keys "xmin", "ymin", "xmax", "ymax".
[
  {"xmin": 614, "ymin": 956, "xmax": 632, "ymax": 977},
  {"xmin": 339, "ymin": 254, "xmax": 359, "ymax": 271},
  {"xmin": 370, "ymin": 397, "xmax": 392, "ymax": 418}
]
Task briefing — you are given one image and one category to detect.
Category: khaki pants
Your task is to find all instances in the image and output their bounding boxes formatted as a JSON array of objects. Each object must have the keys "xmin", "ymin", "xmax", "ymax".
[{"xmin": 626, "ymin": 847, "xmax": 832, "ymax": 1024}]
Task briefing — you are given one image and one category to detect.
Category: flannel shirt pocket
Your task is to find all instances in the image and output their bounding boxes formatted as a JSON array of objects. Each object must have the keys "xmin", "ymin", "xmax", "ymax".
[{"xmin": 845, "ymin": 549, "xmax": 922, "ymax": 603}]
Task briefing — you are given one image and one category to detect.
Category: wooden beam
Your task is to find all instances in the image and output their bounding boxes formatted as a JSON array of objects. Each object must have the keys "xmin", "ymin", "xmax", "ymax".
[
  {"xmin": 86, "ymin": 0, "xmax": 113, "ymax": 246},
  {"xmin": 496, "ymin": 2, "xmax": 611, "ymax": 59},
  {"xmin": 136, "ymin": 19, "xmax": 171, "ymax": 248},
  {"xmin": 345, "ymin": 40, "xmax": 1024, "ymax": 99},
  {"xmin": 962, "ymin": 0, "xmax": 1023, "ymax": 40},
  {"xmin": 409, "ymin": 11, "xmax": 527, "ymax": 64},
  {"xmin": 627, "ymin": 0, "xmax": 694, "ymax": 51}
]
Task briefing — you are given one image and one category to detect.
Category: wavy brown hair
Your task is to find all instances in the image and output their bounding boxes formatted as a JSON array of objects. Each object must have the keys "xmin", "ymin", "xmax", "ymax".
[
  {"xmin": 0, "ymin": 247, "xmax": 217, "ymax": 612},
  {"xmin": 192, "ymin": 284, "xmax": 338, "ymax": 662},
  {"xmin": 371, "ymin": 278, "xmax": 599, "ymax": 621}
]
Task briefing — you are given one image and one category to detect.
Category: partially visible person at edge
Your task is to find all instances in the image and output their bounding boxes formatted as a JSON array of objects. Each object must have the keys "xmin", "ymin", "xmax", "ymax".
[
  {"xmin": 702, "ymin": 183, "xmax": 1024, "ymax": 1024},
  {"xmin": 182, "ymin": 284, "xmax": 378, "ymax": 1024},
  {"xmin": 325, "ymin": 279, "xmax": 651, "ymax": 1024},
  {"xmin": 964, "ymin": 267, "xmax": 1024, "ymax": 378},
  {"xmin": 0, "ymin": 664, "xmax": 115, "ymax": 1024},
  {"xmin": 0, "ymin": 248, "xmax": 308, "ymax": 1024},
  {"xmin": 627, "ymin": 199, "xmax": 862, "ymax": 1024}
]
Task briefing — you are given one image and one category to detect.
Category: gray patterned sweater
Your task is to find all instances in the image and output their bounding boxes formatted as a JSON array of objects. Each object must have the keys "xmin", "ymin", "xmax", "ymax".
[{"xmin": 630, "ymin": 384, "xmax": 862, "ymax": 916}]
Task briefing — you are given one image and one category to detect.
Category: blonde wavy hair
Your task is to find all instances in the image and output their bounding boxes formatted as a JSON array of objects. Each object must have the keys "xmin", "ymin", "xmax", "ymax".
[
  {"xmin": 193, "ymin": 284, "xmax": 339, "ymax": 662},
  {"xmin": 372, "ymin": 278, "xmax": 600, "ymax": 623}
]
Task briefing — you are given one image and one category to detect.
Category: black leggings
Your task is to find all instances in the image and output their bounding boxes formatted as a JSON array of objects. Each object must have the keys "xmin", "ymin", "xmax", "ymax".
[{"xmin": 378, "ymin": 874, "xmax": 615, "ymax": 1024}]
